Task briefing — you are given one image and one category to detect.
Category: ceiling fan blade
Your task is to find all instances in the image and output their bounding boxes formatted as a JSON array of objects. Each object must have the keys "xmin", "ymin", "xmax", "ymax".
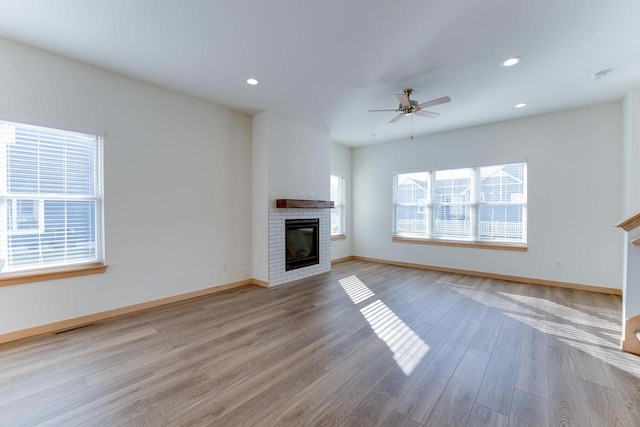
[
  {"xmin": 418, "ymin": 96, "xmax": 451, "ymax": 109},
  {"xmin": 415, "ymin": 110, "xmax": 439, "ymax": 118},
  {"xmin": 396, "ymin": 93, "xmax": 411, "ymax": 108},
  {"xmin": 389, "ymin": 113, "xmax": 405, "ymax": 123},
  {"xmin": 368, "ymin": 109, "xmax": 400, "ymax": 112}
]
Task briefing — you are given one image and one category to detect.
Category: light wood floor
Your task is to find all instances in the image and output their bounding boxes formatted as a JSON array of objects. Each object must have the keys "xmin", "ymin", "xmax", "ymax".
[{"xmin": 1, "ymin": 260, "xmax": 639, "ymax": 426}]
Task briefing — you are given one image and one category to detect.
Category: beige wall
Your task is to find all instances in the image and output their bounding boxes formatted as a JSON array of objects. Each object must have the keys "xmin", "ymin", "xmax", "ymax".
[
  {"xmin": 251, "ymin": 110, "xmax": 330, "ymax": 281},
  {"xmin": 0, "ymin": 37, "xmax": 253, "ymax": 334},
  {"xmin": 352, "ymin": 102, "xmax": 623, "ymax": 290}
]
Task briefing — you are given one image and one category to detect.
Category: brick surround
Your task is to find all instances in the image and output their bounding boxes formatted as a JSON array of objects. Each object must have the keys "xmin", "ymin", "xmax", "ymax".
[{"xmin": 268, "ymin": 207, "xmax": 331, "ymax": 286}]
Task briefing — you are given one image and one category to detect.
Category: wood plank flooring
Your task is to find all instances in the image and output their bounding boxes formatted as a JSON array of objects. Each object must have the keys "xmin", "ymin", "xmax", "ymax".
[{"xmin": 1, "ymin": 260, "xmax": 639, "ymax": 426}]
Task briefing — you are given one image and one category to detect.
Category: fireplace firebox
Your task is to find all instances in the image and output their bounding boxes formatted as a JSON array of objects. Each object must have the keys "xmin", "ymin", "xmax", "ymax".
[{"xmin": 285, "ymin": 218, "xmax": 320, "ymax": 271}]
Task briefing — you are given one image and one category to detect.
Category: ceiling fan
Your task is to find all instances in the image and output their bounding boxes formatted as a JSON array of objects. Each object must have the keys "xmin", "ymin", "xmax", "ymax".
[{"xmin": 369, "ymin": 89, "xmax": 451, "ymax": 123}]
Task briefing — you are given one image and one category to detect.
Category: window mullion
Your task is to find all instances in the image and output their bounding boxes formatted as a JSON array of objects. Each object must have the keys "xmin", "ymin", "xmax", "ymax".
[
  {"xmin": 472, "ymin": 167, "xmax": 479, "ymax": 241},
  {"xmin": 428, "ymin": 171, "xmax": 433, "ymax": 239}
]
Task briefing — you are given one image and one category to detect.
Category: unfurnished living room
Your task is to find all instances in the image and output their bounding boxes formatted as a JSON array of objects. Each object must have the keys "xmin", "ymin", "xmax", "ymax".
[{"xmin": 1, "ymin": 1, "xmax": 640, "ymax": 426}]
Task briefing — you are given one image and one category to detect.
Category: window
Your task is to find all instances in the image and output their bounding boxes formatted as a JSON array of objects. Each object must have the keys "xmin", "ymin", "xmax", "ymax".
[
  {"xmin": 8, "ymin": 199, "xmax": 45, "ymax": 235},
  {"xmin": 330, "ymin": 175, "xmax": 345, "ymax": 236},
  {"xmin": 433, "ymin": 168, "xmax": 473, "ymax": 239},
  {"xmin": 0, "ymin": 118, "xmax": 104, "ymax": 274},
  {"xmin": 394, "ymin": 163, "xmax": 526, "ymax": 245}
]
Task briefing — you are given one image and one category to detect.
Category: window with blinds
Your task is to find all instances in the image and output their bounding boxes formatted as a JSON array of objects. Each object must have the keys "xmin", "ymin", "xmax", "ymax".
[
  {"xmin": 330, "ymin": 175, "xmax": 345, "ymax": 236},
  {"xmin": 394, "ymin": 163, "xmax": 526, "ymax": 244},
  {"xmin": 0, "ymin": 118, "xmax": 104, "ymax": 274}
]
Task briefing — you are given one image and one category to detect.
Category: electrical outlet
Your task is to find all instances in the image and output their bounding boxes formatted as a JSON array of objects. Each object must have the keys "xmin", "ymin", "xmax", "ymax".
[
  {"xmin": 309, "ymin": 192, "xmax": 315, "ymax": 197},
  {"xmin": 554, "ymin": 261, "xmax": 562, "ymax": 269},
  {"xmin": 377, "ymin": 244, "xmax": 382, "ymax": 251},
  {"xmin": 223, "ymin": 261, "xmax": 228, "ymax": 271},
  {"xmin": 298, "ymin": 191, "xmax": 306, "ymax": 197}
]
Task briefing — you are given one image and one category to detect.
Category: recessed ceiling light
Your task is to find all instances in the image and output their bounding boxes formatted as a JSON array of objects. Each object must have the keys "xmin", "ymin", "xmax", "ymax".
[
  {"xmin": 515, "ymin": 103, "xmax": 527, "ymax": 108},
  {"xmin": 246, "ymin": 78, "xmax": 259, "ymax": 85},
  {"xmin": 501, "ymin": 57, "xmax": 522, "ymax": 67}
]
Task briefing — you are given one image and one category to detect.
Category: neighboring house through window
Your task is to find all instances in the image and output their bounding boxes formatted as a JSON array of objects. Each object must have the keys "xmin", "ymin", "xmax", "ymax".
[
  {"xmin": 0, "ymin": 118, "xmax": 104, "ymax": 274},
  {"xmin": 394, "ymin": 163, "xmax": 526, "ymax": 244},
  {"xmin": 330, "ymin": 175, "xmax": 345, "ymax": 237}
]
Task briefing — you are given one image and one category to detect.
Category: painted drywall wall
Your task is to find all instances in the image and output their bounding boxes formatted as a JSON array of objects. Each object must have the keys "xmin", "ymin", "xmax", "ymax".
[
  {"xmin": 252, "ymin": 112, "xmax": 269, "ymax": 283},
  {"xmin": 0, "ymin": 37, "xmax": 253, "ymax": 334},
  {"xmin": 330, "ymin": 141, "xmax": 353, "ymax": 260},
  {"xmin": 353, "ymin": 102, "xmax": 623, "ymax": 290},
  {"xmin": 251, "ymin": 110, "xmax": 330, "ymax": 281},
  {"xmin": 265, "ymin": 111, "xmax": 330, "ymax": 202},
  {"xmin": 622, "ymin": 88, "xmax": 640, "ymax": 320}
]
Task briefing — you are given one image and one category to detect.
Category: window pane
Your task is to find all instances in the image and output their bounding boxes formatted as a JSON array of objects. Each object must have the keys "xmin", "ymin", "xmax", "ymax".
[
  {"xmin": 434, "ymin": 168, "xmax": 472, "ymax": 204},
  {"xmin": 479, "ymin": 163, "xmax": 525, "ymax": 203},
  {"xmin": 479, "ymin": 204, "xmax": 525, "ymax": 241},
  {"xmin": 16, "ymin": 200, "xmax": 39, "ymax": 230},
  {"xmin": 330, "ymin": 175, "xmax": 340, "ymax": 202},
  {"xmin": 433, "ymin": 168, "xmax": 472, "ymax": 239},
  {"xmin": 396, "ymin": 172, "xmax": 429, "ymax": 204},
  {"xmin": 8, "ymin": 128, "xmax": 97, "ymax": 196},
  {"xmin": 395, "ymin": 172, "xmax": 429, "ymax": 237},
  {"xmin": 331, "ymin": 205, "xmax": 343, "ymax": 235},
  {"xmin": 395, "ymin": 204, "xmax": 429, "ymax": 236},
  {"xmin": 478, "ymin": 163, "xmax": 526, "ymax": 242},
  {"xmin": 6, "ymin": 200, "xmax": 99, "ymax": 269},
  {"xmin": 330, "ymin": 175, "xmax": 345, "ymax": 235},
  {"xmin": 433, "ymin": 205, "xmax": 472, "ymax": 238}
]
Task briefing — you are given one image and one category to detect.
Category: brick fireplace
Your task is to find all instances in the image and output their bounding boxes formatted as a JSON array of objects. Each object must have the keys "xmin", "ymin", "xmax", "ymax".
[{"xmin": 267, "ymin": 204, "xmax": 331, "ymax": 287}]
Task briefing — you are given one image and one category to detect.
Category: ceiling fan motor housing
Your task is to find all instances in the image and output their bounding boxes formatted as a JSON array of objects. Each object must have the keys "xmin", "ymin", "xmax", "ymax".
[{"xmin": 399, "ymin": 100, "xmax": 419, "ymax": 114}]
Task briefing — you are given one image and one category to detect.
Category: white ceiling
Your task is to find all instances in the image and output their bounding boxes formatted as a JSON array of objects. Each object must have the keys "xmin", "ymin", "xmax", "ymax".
[{"xmin": 0, "ymin": 0, "xmax": 639, "ymax": 147}]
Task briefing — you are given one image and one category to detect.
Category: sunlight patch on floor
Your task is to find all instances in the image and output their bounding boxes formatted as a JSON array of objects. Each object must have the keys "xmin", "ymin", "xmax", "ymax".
[
  {"xmin": 505, "ymin": 312, "xmax": 640, "ymax": 378},
  {"xmin": 337, "ymin": 275, "xmax": 430, "ymax": 375},
  {"xmin": 339, "ymin": 275, "xmax": 375, "ymax": 304},
  {"xmin": 505, "ymin": 313, "xmax": 616, "ymax": 348},
  {"xmin": 561, "ymin": 339, "xmax": 640, "ymax": 378},
  {"xmin": 502, "ymin": 293, "xmax": 620, "ymax": 331},
  {"xmin": 361, "ymin": 299, "xmax": 430, "ymax": 375},
  {"xmin": 602, "ymin": 331, "xmax": 624, "ymax": 342},
  {"xmin": 441, "ymin": 281, "xmax": 540, "ymax": 316}
]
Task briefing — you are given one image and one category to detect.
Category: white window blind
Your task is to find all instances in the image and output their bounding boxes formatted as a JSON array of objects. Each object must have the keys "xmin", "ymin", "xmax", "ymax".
[
  {"xmin": 330, "ymin": 175, "xmax": 345, "ymax": 236},
  {"xmin": 0, "ymin": 119, "xmax": 104, "ymax": 274},
  {"xmin": 393, "ymin": 163, "xmax": 527, "ymax": 244}
]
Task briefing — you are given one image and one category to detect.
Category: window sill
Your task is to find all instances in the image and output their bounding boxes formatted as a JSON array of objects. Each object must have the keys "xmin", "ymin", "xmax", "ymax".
[
  {"xmin": 331, "ymin": 234, "xmax": 347, "ymax": 241},
  {"xmin": 392, "ymin": 236, "xmax": 527, "ymax": 252},
  {"xmin": 0, "ymin": 263, "xmax": 108, "ymax": 287}
]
